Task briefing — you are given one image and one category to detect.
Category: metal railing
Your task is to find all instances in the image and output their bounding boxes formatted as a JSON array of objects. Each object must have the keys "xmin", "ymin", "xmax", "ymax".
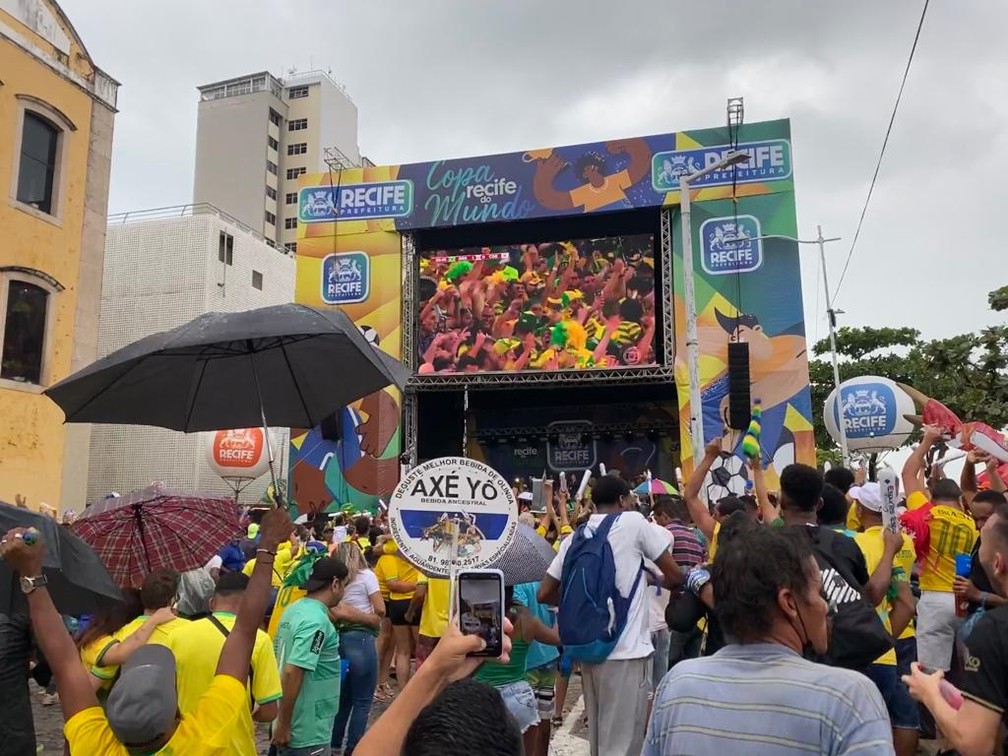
[{"xmin": 106, "ymin": 203, "xmax": 289, "ymax": 254}]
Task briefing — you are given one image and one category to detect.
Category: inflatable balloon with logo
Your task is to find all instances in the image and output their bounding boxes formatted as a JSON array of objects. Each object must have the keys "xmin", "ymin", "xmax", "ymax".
[{"xmin": 823, "ymin": 376, "xmax": 917, "ymax": 452}]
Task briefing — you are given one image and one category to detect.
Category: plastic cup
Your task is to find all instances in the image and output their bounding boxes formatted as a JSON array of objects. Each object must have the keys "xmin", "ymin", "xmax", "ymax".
[{"xmin": 955, "ymin": 553, "xmax": 972, "ymax": 578}]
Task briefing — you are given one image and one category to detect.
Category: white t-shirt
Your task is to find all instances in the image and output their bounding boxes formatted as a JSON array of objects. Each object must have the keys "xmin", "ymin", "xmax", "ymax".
[
  {"xmin": 342, "ymin": 568, "xmax": 380, "ymax": 614},
  {"xmin": 547, "ymin": 510, "xmax": 671, "ymax": 660},
  {"xmin": 646, "ymin": 523, "xmax": 676, "ymax": 633}
]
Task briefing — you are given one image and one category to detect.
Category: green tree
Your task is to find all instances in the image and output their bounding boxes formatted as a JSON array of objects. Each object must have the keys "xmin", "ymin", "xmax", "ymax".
[{"xmin": 810, "ymin": 289, "xmax": 1008, "ymax": 455}]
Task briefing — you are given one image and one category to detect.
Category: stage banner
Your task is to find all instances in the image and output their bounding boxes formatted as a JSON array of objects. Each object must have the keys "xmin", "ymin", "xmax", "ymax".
[
  {"xmin": 672, "ymin": 183, "xmax": 814, "ymax": 496},
  {"xmin": 288, "ymin": 230, "xmax": 403, "ymax": 516},
  {"xmin": 295, "ymin": 120, "xmax": 793, "ymax": 234}
]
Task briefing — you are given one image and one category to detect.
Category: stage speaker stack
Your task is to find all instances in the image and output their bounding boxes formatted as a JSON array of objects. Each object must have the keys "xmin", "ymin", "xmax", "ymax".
[{"xmin": 727, "ymin": 341, "xmax": 751, "ymax": 431}]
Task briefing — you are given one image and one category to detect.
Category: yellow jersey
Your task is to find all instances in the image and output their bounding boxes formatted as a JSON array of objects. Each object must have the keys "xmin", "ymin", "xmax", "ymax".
[
  {"xmin": 65, "ymin": 675, "xmax": 247, "ymax": 755},
  {"xmin": 386, "ymin": 555, "xmax": 419, "ymax": 601},
  {"xmin": 165, "ymin": 612, "xmax": 282, "ymax": 756},
  {"xmin": 907, "ymin": 490, "xmax": 978, "ymax": 592},
  {"xmin": 374, "ymin": 554, "xmax": 397, "ymax": 600},
  {"xmin": 853, "ymin": 526, "xmax": 916, "ymax": 666},
  {"xmin": 418, "ymin": 577, "xmax": 452, "ymax": 639},
  {"xmin": 91, "ymin": 615, "xmax": 189, "ymax": 682},
  {"xmin": 80, "ymin": 635, "xmax": 117, "ymax": 694},
  {"xmin": 569, "ymin": 170, "xmax": 633, "ymax": 212}
]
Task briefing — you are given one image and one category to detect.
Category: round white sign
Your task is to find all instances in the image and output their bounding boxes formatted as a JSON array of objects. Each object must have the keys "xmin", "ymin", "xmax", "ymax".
[{"xmin": 389, "ymin": 456, "xmax": 518, "ymax": 577}]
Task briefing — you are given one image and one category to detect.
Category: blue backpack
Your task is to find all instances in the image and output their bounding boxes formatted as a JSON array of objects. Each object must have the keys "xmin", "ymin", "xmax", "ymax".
[{"xmin": 557, "ymin": 513, "xmax": 643, "ymax": 664}]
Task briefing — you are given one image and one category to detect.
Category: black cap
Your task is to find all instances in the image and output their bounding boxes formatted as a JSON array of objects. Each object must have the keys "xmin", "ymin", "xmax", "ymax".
[{"xmin": 303, "ymin": 557, "xmax": 348, "ymax": 592}]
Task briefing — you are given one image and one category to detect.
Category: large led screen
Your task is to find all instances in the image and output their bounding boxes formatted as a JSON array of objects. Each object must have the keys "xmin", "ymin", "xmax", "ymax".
[{"xmin": 417, "ymin": 233, "xmax": 656, "ymax": 373}]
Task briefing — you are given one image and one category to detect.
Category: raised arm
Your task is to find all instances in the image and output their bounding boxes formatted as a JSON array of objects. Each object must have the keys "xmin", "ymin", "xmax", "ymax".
[
  {"xmin": 97, "ymin": 607, "xmax": 177, "ymax": 666},
  {"xmin": 752, "ymin": 456, "xmax": 778, "ymax": 523},
  {"xmin": 1, "ymin": 528, "xmax": 97, "ymax": 722},
  {"xmin": 217, "ymin": 508, "xmax": 292, "ymax": 683},
  {"xmin": 685, "ymin": 438, "xmax": 722, "ymax": 541},
  {"xmin": 532, "ymin": 154, "xmax": 574, "ymax": 211},
  {"xmin": 903, "ymin": 425, "xmax": 941, "ymax": 499}
]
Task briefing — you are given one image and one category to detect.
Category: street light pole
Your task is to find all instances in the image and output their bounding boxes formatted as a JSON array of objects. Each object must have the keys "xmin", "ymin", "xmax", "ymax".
[
  {"xmin": 679, "ymin": 151, "xmax": 750, "ymax": 468},
  {"xmin": 816, "ymin": 225, "xmax": 850, "ymax": 467}
]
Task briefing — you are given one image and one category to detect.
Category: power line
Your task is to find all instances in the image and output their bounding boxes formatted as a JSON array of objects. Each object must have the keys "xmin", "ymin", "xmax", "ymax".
[{"xmin": 833, "ymin": 0, "xmax": 929, "ymax": 301}]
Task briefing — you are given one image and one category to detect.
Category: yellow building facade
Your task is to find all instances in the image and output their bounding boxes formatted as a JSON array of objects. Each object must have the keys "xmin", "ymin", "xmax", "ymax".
[{"xmin": 0, "ymin": 0, "xmax": 117, "ymax": 512}]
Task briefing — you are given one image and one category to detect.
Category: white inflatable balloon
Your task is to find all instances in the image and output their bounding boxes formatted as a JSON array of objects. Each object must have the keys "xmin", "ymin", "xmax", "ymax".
[
  {"xmin": 205, "ymin": 428, "xmax": 271, "ymax": 479},
  {"xmin": 824, "ymin": 376, "xmax": 916, "ymax": 452}
]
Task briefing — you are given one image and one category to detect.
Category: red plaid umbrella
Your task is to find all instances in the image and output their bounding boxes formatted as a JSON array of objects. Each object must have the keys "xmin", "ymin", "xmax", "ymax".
[{"xmin": 73, "ymin": 483, "xmax": 241, "ymax": 587}]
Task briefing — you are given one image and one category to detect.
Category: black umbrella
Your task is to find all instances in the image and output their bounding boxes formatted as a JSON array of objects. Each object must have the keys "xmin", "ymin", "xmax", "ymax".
[
  {"xmin": 44, "ymin": 305, "xmax": 411, "ymax": 501},
  {"xmin": 0, "ymin": 503, "xmax": 122, "ymax": 614},
  {"xmin": 45, "ymin": 304, "xmax": 409, "ymax": 431}
]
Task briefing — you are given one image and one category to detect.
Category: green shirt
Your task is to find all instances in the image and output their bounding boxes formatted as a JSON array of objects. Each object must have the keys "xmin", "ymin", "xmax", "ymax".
[
  {"xmin": 475, "ymin": 638, "xmax": 530, "ymax": 687},
  {"xmin": 273, "ymin": 597, "xmax": 341, "ymax": 748}
]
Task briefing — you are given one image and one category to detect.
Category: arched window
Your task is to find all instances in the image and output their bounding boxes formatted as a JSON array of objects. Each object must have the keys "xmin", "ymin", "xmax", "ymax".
[
  {"xmin": 16, "ymin": 112, "xmax": 60, "ymax": 214},
  {"xmin": 0, "ymin": 269, "xmax": 61, "ymax": 386}
]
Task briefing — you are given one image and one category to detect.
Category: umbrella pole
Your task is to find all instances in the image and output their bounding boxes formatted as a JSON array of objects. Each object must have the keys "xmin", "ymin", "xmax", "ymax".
[{"xmin": 249, "ymin": 345, "xmax": 282, "ymax": 509}]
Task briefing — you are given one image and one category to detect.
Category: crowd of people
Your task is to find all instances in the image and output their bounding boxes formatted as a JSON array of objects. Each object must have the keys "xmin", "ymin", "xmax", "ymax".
[
  {"xmin": 417, "ymin": 234, "xmax": 656, "ymax": 373},
  {"xmin": 3, "ymin": 422, "xmax": 1008, "ymax": 755}
]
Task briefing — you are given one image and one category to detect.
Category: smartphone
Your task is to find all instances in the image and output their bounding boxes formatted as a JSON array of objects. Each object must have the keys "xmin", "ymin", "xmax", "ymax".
[{"xmin": 457, "ymin": 568, "xmax": 505, "ymax": 658}]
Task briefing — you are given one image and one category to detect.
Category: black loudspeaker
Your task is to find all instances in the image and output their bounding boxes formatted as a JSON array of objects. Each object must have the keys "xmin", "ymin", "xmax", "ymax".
[
  {"xmin": 319, "ymin": 412, "xmax": 342, "ymax": 442},
  {"xmin": 727, "ymin": 341, "xmax": 751, "ymax": 430}
]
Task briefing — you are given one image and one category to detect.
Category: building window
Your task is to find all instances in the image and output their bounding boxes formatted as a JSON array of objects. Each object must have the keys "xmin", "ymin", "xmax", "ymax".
[
  {"xmin": 284, "ymin": 217, "xmax": 298, "ymax": 230},
  {"xmin": 266, "ymin": 186, "xmax": 277, "ymax": 200},
  {"xmin": 252, "ymin": 270, "xmax": 263, "ymax": 290},
  {"xmin": 268, "ymin": 136, "xmax": 279, "ymax": 151},
  {"xmin": 266, "ymin": 160, "xmax": 278, "ymax": 175},
  {"xmin": 288, "ymin": 86, "xmax": 309, "ymax": 99},
  {"xmin": 284, "ymin": 242, "xmax": 298, "ymax": 254},
  {"xmin": 268, "ymin": 108, "xmax": 282, "ymax": 126},
  {"xmin": 287, "ymin": 142, "xmax": 307, "ymax": 156},
  {"xmin": 286, "ymin": 167, "xmax": 305, "ymax": 180},
  {"xmin": 285, "ymin": 192, "xmax": 297, "ymax": 205},
  {"xmin": 1, "ymin": 279, "xmax": 49, "ymax": 384},
  {"xmin": 218, "ymin": 231, "xmax": 234, "ymax": 265},
  {"xmin": 289, "ymin": 118, "xmax": 308, "ymax": 131},
  {"xmin": 265, "ymin": 210, "xmax": 276, "ymax": 225},
  {"xmin": 16, "ymin": 112, "xmax": 60, "ymax": 215}
]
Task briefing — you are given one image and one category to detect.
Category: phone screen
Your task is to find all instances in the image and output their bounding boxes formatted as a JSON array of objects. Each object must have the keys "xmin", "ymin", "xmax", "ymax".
[{"xmin": 457, "ymin": 569, "xmax": 504, "ymax": 657}]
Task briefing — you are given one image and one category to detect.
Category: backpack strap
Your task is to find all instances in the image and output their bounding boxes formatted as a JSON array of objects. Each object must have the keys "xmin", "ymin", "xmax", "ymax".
[{"xmin": 207, "ymin": 615, "xmax": 255, "ymax": 709}]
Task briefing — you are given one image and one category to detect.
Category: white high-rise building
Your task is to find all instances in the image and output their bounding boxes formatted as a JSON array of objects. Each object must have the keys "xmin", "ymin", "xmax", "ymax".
[
  {"xmin": 192, "ymin": 70, "xmax": 362, "ymax": 255},
  {"xmin": 86, "ymin": 204, "xmax": 296, "ymax": 503}
]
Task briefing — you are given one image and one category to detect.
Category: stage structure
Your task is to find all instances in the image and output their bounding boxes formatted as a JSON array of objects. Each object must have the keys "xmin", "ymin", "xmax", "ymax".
[{"xmin": 288, "ymin": 119, "xmax": 813, "ymax": 514}]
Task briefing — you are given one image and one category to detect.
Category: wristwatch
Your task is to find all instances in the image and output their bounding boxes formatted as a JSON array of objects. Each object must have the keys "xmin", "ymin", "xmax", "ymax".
[{"xmin": 20, "ymin": 574, "xmax": 47, "ymax": 595}]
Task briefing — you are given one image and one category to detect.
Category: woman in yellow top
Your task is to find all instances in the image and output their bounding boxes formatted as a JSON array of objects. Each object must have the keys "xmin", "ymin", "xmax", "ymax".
[
  {"xmin": 384, "ymin": 552, "xmax": 419, "ymax": 693},
  {"xmin": 371, "ymin": 543, "xmax": 398, "ymax": 700},
  {"xmin": 76, "ymin": 588, "xmax": 177, "ymax": 698}
]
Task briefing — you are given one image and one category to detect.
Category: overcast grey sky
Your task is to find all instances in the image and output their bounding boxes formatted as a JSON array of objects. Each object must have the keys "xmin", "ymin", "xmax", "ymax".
[{"xmin": 62, "ymin": 0, "xmax": 1006, "ymax": 345}]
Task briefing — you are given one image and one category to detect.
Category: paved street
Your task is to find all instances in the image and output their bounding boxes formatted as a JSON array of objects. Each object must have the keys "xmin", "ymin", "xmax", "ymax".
[{"xmin": 31, "ymin": 676, "xmax": 588, "ymax": 754}]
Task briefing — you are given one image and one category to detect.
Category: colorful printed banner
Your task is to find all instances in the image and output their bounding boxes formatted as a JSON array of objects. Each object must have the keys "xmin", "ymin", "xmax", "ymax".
[
  {"xmin": 296, "ymin": 120, "xmax": 793, "ymax": 234},
  {"xmin": 289, "ymin": 231, "xmax": 402, "ymax": 515}
]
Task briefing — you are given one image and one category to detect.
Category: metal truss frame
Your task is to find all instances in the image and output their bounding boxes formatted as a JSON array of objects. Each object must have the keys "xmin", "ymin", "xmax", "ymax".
[
  {"xmin": 400, "ymin": 232, "xmax": 419, "ymax": 466},
  {"xmin": 659, "ymin": 207, "xmax": 676, "ymax": 367},
  {"xmin": 407, "ymin": 365, "xmax": 675, "ymax": 391}
]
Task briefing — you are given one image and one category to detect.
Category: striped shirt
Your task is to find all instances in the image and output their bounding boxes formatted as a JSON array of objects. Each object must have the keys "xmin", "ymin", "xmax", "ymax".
[{"xmin": 644, "ymin": 643, "xmax": 895, "ymax": 756}]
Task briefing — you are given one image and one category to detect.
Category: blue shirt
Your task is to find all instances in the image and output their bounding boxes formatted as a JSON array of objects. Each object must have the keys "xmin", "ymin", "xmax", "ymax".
[
  {"xmin": 513, "ymin": 581, "xmax": 558, "ymax": 671},
  {"xmin": 218, "ymin": 541, "xmax": 246, "ymax": 572},
  {"xmin": 644, "ymin": 643, "xmax": 895, "ymax": 756}
]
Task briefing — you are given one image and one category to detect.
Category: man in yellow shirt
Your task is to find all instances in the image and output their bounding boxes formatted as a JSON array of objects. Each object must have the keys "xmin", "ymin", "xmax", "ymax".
[
  {"xmin": 92, "ymin": 568, "xmax": 190, "ymax": 685},
  {"xmin": 409, "ymin": 575, "xmax": 451, "ymax": 667},
  {"xmin": 850, "ymin": 483, "xmax": 919, "ymax": 756},
  {"xmin": 0, "ymin": 508, "xmax": 293, "ymax": 756},
  {"xmin": 902, "ymin": 425, "xmax": 979, "ymax": 673},
  {"xmin": 165, "ymin": 572, "xmax": 283, "ymax": 755}
]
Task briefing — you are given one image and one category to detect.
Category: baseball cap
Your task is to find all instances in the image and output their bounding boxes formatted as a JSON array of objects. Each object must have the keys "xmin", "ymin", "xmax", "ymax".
[
  {"xmin": 303, "ymin": 556, "xmax": 348, "ymax": 592},
  {"xmin": 849, "ymin": 483, "xmax": 883, "ymax": 513},
  {"xmin": 247, "ymin": 523, "xmax": 260, "ymax": 539},
  {"xmin": 105, "ymin": 645, "xmax": 178, "ymax": 747}
]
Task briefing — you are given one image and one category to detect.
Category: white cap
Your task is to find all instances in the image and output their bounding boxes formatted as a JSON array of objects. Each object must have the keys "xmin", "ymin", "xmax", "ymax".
[{"xmin": 848, "ymin": 483, "xmax": 883, "ymax": 513}]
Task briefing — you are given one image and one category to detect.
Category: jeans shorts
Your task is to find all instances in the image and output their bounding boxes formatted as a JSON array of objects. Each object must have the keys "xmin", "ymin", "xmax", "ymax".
[
  {"xmin": 526, "ymin": 661, "xmax": 557, "ymax": 719},
  {"xmin": 863, "ymin": 663, "xmax": 920, "ymax": 730},
  {"xmin": 495, "ymin": 680, "xmax": 540, "ymax": 734}
]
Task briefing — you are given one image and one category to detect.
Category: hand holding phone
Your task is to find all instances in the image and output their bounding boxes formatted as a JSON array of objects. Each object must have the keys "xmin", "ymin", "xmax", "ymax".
[{"xmin": 457, "ymin": 568, "xmax": 505, "ymax": 658}]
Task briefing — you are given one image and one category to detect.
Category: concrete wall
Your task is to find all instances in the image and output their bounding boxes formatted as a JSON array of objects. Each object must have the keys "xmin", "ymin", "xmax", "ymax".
[
  {"xmin": 193, "ymin": 93, "xmax": 284, "ymax": 239},
  {"xmin": 87, "ymin": 212, "xmax": 296, "ymax": 504}
]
